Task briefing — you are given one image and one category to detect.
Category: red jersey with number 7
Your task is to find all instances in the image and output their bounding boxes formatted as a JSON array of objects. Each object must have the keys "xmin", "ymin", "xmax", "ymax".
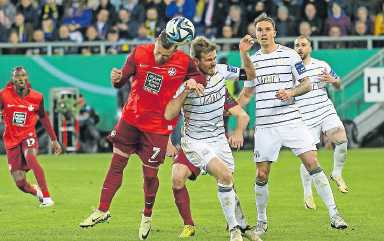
[
  {"xmin": 0, "ymin": 82, "xmax": 46, "ymax": 150},
  {"xmin": 116, "ymin": 44, "xmax": 206, "ymax": 135}
]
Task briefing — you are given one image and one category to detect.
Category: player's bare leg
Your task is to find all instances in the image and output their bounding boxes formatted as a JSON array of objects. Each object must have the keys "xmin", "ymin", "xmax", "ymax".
[
  {"xmin": 254, "ymin": 162, "xmax": 270, "ymax": 236},
  {"xmin": 207, "ymin": 157, "xmax": 243, "ymax": 241},
  {"xmin": 80, "ymin": 147, "xmax": 129, "ymax": 228},
  {"xmin": 172, "ymin": 163, "xmax": 195, "ymax": 238},
  {"xmin": 326, "ymin": 127, "xmax": 349, "ymax": 193},
  {"xmin": 299, "ymin": 151, "xmax": 348, "ymax": 229},
  {"xmin": 11, "ymin": 170, "xmax": 41, "ymax": 201},
  {"xmin": 23, "ymin": 148, "xmax": 53, "ymax": 207}
]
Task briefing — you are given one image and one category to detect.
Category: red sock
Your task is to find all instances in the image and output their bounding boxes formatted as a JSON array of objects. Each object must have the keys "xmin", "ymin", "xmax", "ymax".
[
  {"xmin": 15, "ymin": 179, "xmax": 37, "ymax": 196},
  {"xmin": 143, "ymin": 167, "xmax": 159, "ymax": 217},
  {"xmin": 98, "ymin": 153, "xmax": 128, "ymax": 212},
  {"xmin": 24, "ymin": 153, "xmax": 50, "ymax": 197},
  {"xmin": 173, "ymin": 187, "xmax": 194, "ymax": 226}
]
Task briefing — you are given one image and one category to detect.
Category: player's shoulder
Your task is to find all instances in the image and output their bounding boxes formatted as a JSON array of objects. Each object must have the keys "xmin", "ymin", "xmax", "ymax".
[
  {"xmin": 250, "ymin": 49, "xmax": 263, "ymax": 60},
  {"xmin": 132, "ymin": 44, "xmax": 154, "ymax": 56},
  {"xmin": 29, "ymin": 88, "xmax": 43, "ymax": 98},
  {"xmin": 171, "ymin": 50, "xmax": 192, "ymax": 65},
  {"xmin": 216, "ymin": 64, "xmax": 230, "ymax": 73},
  {"xmin": 311, "ymin": 57, "xmax": 329, "ymax": 67},
  {"xmin": 279, "ymin": 45, "xmax": 299, "ymax": 57},
  {"xmin": 174, "ymin": 49, "xmax": 191, "ymax": 59}
]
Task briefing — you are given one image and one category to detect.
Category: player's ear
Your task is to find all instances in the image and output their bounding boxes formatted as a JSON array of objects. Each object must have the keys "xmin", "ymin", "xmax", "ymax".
[{"xmin": 192, "ymin": 57, "xmax": 199, "ymax": 66}]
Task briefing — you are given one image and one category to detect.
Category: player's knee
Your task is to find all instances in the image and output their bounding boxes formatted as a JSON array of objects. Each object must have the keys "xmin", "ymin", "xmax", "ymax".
[
  {"xmin": 302, "ymin": 152, "xmax": 319, "ymax": 170},
  {"xmin": 172, "ymin": 174, "xmax": 186, "ymax": 189},
  {"xmin": 219, "ymin": 170, "xmax": 233, "ymax": 186},
  {"xmin": 335, "ymin": 141, "xmax": 348, "ymax": 154},
  {"xmin": 256, "ymin": 168, "xmax": 269, "ymax": 182},
  {"xmin": 172, "ymin": 164, "xmax": 190, "ymax": 189}
]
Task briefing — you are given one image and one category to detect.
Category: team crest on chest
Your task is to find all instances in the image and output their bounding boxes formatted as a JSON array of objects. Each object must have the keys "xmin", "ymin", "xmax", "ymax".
[
  {"xmin": 28, "ymin": 104, "xmax": 34, "ymax": 111},
  {"xmin": 276, "ymin": 58, "xmax": 285, "ymax": 65},
  {"xmin": 168, "ymin": 67, "xmax": 176, "ymax": 76}
]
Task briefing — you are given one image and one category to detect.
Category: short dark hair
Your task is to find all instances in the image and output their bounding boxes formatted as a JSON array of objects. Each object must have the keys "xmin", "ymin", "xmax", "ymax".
[
  {"xmin": 190, "ymin": 36, "xmax": 217, "ymax": 60},
  {"xmin": 253, "ymin": 13, "xmax": 276, "ymax": 30},
  {"xmin": 158, "ymin": 31, "xmax": 176, "ymax": 49},
  {"xmin": 296, "ymin": 35, "xmax": 311, "ymax": 45}
]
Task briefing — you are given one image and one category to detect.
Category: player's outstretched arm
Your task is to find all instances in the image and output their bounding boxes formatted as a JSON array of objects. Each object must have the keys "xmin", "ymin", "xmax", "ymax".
[
  {"xmin": 227, "ymin": 105, "xmax": 249, "ymax": 149},
  {"xmin": 237, "ymin": 87, "xmax": 255, "ymax": 107},
  {"xmin": 239, "ymin": 34, "xmax": 256, "ymax": 80}
]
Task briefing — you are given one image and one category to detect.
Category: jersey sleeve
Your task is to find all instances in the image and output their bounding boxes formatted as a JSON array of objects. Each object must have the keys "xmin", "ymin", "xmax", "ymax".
[
  {"xmin": 217, "ymin": 64, "xmax": 247, "ymax": 81},
  {"xmin": 323, "ymin": 61, "xmax": 340, "ymax": 80},
  {"xmin": 290, "ymin": 51, "xmax": 308, "ymax": 82},
  {"xmin": 38, "ymin": 97, "xmax": 58, "ymax": 141},
  {"xmin": 173, "ymin": 82, "xmax": 186, "ymax": 98},
  {"xmin": 185, "ymin": 59, "xmax": 207, "ymax": 86},
  {"xmin": 116, "ymin": 48, "xmax": 137, "ymax": 88},
  {"xmin": 0, "ymin": 90, "xmax": 3, "ymax": 110}
]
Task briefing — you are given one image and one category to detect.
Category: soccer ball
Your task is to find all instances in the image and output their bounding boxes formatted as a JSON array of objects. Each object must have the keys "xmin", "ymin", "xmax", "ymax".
[{"xmin": 165, "ymin": 16, "xmax": 195, "ymax": 45}]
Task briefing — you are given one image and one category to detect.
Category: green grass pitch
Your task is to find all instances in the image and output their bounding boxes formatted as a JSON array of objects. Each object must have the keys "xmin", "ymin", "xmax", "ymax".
[{"xmin": 0, "ymin": 149, "xmax": 383, "ymax": 241}]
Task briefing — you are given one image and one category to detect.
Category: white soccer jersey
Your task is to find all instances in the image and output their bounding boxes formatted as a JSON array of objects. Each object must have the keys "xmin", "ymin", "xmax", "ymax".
[
  {"xmin": 175, "ymin": 64, "xmax": 245, "ymax": 141},
  {"xmin": 244, "ymin": 45, "xmax": 309, "ymax": 127},
  {"xmin": 295, "ymin": 57, "xmax": 339, "ymax": 128}
]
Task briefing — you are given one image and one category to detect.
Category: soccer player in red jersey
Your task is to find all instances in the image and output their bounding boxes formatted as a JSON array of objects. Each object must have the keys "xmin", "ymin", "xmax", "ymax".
[
  {"xmin": 79, "ymin": 30, "xmax": 205, "ymax": 241},
  {"xmin": 0, "ymin": 66, "xmax": 62, "ymax": 207}
]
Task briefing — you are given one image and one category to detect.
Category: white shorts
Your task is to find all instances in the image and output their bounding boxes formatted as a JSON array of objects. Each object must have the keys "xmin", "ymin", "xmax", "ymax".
[
  {"xmin": 181, "ymin": 136, "xmax": 234, "ymax": 172},
  {"xmin": 253, "ymin": 121, "xmax": 317, "ymax": 163},
  {"xmin": 309, "ymin": 114, "xmax": 344, "ymax": 144}
]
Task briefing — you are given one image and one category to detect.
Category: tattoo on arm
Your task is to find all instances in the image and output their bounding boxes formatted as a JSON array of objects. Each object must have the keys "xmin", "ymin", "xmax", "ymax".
[{"xmin": 291, "ymin": 78, "xmax": 311, "ymax": 97}]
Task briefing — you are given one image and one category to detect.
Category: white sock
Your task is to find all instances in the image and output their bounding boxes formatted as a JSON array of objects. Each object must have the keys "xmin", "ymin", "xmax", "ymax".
[
  {"xmin": 43, "ymin": 197, "xmax": 53, "ymax": 203},
  {"xmin": 310, "ymin": 169, "xmax": 338, "ymax": 217},
  {"xmin": 234, "ymin": 193, "xmax": 248, "ymax": 229},
  {"xmin": 300, "ymin": 164, "xmax": 313, "ymax": 198},
  {"xmin": 217, "ymin": 183, "xmax": 238, "ymax": 230},
  {"xmin": 254, "ymin": 182, "xmax": 268, "ymax": 223},
  {"xmin": 332, "ymin": 142, "xmax": 348, "ymax": 177}
]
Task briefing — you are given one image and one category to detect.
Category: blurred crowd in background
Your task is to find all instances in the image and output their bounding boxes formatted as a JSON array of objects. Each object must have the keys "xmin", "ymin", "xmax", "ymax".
[{"xmin": 1, "ymin": 0, "xmax": 384, "ymax": 55}]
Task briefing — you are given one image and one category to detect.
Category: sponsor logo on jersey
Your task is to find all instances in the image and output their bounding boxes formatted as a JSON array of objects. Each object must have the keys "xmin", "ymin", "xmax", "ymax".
[
  {"xmin": 168, "ymin": 67, "xmax": 176, "ymax": 76},
  {"xmin": 256, "ymin": 74, "xmax": 280, "ymax": 84},
  {"xmin": 201, "ymin": 90, "xmax": 223, "ymax": 105},
  {"xmin": 295, "ymin": 61, "xmax": 306, "ymax": 75},
  {"xmin": 276, "ymin": 58, "xmax": 285, "ymax": 65},
  {"xmin": 144, "ymin": 72, "xmax": 163, "ymax": 94},
  {"xmin": 227, "ymin": 65, "xmax": 238, "ymax": 73},
  {"xmin": 12, "ymin": 112, "xmax": 27, "ymax": 126}
]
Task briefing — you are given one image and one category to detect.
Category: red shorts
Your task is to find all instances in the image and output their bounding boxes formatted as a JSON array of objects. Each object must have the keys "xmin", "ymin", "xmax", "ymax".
[
  {"xmin": 173, "ymin": 149, "xmax": 201, "ymax": 180},
  {"xmin": 107, "ymin": 119, "xmax": 169, "ymax": 168},
  {"xmin": 6, "ymin": 136, "xmax": 39, "ymax": 172}
]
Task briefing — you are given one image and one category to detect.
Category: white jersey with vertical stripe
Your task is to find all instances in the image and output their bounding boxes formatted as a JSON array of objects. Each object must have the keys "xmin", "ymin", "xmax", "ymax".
[
  {"xmin": 244, "ymin": 44, "xmax": 309, "ymax": 127},
  {"xmin": 175, "ymin": 64, "xmax": 243, "ymax": 141},
  {"xmin": 295, "ymin": 57, "xmax": 339, "ymax": 128}
]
